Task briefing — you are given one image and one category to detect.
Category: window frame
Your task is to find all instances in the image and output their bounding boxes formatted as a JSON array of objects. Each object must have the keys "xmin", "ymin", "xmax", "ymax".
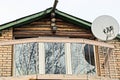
[
  {"xmin": 38, "ymin": 42, "xmax": 97, "ymax": 74},
  {"xmin": 11, "ymin": 37, "xmax": 113, "ymax": 76},
  {"xmin": 13, "ymin": 42, "xmax": 97, "ymax": 75}
]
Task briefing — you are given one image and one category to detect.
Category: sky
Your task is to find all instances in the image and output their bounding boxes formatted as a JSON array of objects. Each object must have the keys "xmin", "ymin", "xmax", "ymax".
[{"xmin": 0, "ymin": 0, "xmax": 120, "ymax": 26}]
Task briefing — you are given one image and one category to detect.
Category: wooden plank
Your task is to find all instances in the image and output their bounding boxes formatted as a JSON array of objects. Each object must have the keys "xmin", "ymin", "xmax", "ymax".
[
  {"xmin": 14, "ymin": 31, "xmax": 90, "ymax": 35},
  {"xmin": 21, "ymin": 24, "xmax": 78, "ymax": 28},
  {"xmin": 30, "ymin": 21, "xmax": 51, "ymax": 25},
  {"xmin": 14, "ymin": 27, "xmax": 89, "ymax": 32},
  {"xmin": 57, "ymin": 25, "xmax": 81, "ymax": 28},
  {"xmin": 37, "ymin": 74, "xmax": 88, "ymax": 79},
  {"xmin": 0, "ymin": 74, "xmax": 112, "ymax": 80},
  {"xmin": 56, "ymin": 22, "xmax": 75, "ymax": 25},
  {"xmin": 13, "ymin": 33, "xmax": 93, "ymax": 39},
  {"xmin": 0, "ymin": 75, "xmax": 36, "ymax": 80},
  {"xmin": 56, "ymin": 19, "xmax": 63, "ymax": 21},
  {"xmin": 14, "ymin": 35, "xmax": 93, "ymax": 39},
  {"xmin": 14, "ymin": 25, "xmax": 81, "ymax": 30},
  {"xmin": 19, "ymin": 25, "xmax": 50, "ymax": 28},
  {"xmin": 94, "ymin": 46, "xmax": 101, "ymax": 76},
  {"xmin": 0, "ymin": 37, "xmax": 114, "ymax": 48},
  {"xmin": 13, "ymin": 31, "xmax": 92, "ymax": 36}
]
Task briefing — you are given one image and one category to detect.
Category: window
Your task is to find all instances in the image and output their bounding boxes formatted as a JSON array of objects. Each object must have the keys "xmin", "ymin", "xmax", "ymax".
[
  {"xmin": 14, "ymin": 42, "xmax": 39, "ymax": 76},
  {"xmin": 71, "ymin": 43, "xmax": 95, "ymax": 75},
  {"xmin": 45, "ymin": 43, "xmax": 66, "ymax": 74},
  {"xmin": 14, "ymin": 42, "xmax": 96, "ymax": 76}
]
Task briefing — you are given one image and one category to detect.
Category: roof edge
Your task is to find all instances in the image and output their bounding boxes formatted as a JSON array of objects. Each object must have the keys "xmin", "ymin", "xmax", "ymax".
[
  {"xmin": 0, "ymin": 8, "xmax": 52, "ymax": 31},
  {"xmin": 55, "ymin": 9, "xmax": 91, "ymax": 30}
]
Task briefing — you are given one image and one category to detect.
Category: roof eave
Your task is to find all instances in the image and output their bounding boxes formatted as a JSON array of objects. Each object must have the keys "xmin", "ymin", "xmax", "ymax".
[{"xmin": 55, "ymin": 10, "xmax": 91, "ymax": 30}]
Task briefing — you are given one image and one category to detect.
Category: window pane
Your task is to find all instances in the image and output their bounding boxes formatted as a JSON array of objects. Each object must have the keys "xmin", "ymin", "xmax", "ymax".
[
  {"xmin": 45, "ymin": 43, "xmax": 66, "ymax": 74},
  {"xmin": 71, "ymin": 43, "xmax": 96, "ymax": 75},
  {"xmin": 14, "ymin": 42, "xmax": 39, "ymax": 76}
]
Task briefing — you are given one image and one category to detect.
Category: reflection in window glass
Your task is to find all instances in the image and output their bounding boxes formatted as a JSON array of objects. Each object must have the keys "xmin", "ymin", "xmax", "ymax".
[
  {"xmin": 71, "ymin": 43, "xmax": 96, "ymax": 75},
  {"xmin": 14, "ymin": 43, "xmax": 39, "ymax": 76},
  {"xmin": 14, "ymin": 42, "xmax": 96, "ymax": 75},
  {"xmin": 45, "ymin": 43, "xmax": 66, "ymax": 74}
]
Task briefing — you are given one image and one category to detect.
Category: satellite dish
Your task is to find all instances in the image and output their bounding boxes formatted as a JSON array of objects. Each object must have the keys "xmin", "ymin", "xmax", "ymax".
[{"xmin": 91, "ymin": 15, "xmax": 119, "ymax": 41}]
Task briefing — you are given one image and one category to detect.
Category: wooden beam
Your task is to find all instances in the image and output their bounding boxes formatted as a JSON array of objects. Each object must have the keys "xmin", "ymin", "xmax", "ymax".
[
  {"xmin": 13, "ymin": 31, "xmax": 91, "ymax": 35},
  {"xmin": 0, "ymin": 74, "xmax": 112, "ymax": 80},
  {"xmin": 14, "ymin": 35, "xmax": 93, "ymax": 39},
  {"xmin": 13, "ymin": 31, "xmax": 93, "ymax": 38},
  {"xmin": 0, "ymin": 37, "xmax": 114, "ymax": 48},
  {"xmin": 52, "ymin": 0, "xmax": 58, "ymax": 12},
  {"xmin": 14, "ymin": 27, "xmax": 89, "ymax": 31},
  {"xmin": 94, "ymin": 46, "xmax": 101, "ymax": 76}
]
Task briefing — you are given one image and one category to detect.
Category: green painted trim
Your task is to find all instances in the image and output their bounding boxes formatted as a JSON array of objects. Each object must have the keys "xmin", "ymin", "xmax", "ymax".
[{"xmin": 56, "ymin": 10, "xmax": 91, "ymax": 29}]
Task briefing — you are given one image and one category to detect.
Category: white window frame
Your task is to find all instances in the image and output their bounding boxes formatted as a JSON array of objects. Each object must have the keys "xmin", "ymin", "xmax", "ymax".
[
  {"xmin": 13, "ymin": 42, "xmax": 97, "ymax": 75},
  {"xmin": 39, "ymin": 43, "xmax": 45, "ymax": 74},
  {"xmin": 38, "ymin": 42, "xmax": 96, "ymax": 75},
  {"xmin": 12, "ymin": 37, "xmax": 107, "ymax": 76},
  {"xmin": 38, "ymin": 42, "xmax": 72, "ymax": 74},
  {"xmin": 65, "ymin": 43, "xmax": 72, "ymax": 74}
]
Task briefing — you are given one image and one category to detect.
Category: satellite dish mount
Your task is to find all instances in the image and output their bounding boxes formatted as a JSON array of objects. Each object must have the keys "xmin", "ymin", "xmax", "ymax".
[{"xmin": 103, "ymin": 26, "xmax": 115, "ymax": 40}]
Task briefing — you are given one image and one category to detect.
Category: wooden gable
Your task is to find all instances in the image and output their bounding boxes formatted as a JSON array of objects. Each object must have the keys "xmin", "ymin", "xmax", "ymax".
[
  {"xmin": 0, "ymin": 8, "xmax": 95, "ymax": 39},
  {"xmin": 0, "ymin": 8, "xmax": 119, "ymax": 40},
  {"xmin": 13, "ymin": 16, "xmax": 94, "ymax": 39}
]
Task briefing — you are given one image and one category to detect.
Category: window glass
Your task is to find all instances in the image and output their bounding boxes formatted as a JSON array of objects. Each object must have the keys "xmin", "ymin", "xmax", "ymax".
[
  {"xmin": 14, "ymin": 42, "xmax": 95, "ymax": 75},
  {"xmin": 45, "ymin": 43, "xmax": 66, "ymax": 74},
  {"xmin": 14, "ymin": 42, "xmax": 39, "ymax": 76},
  {"xmin": 71, "ymin": 43, "xmax": 96, "ymax": 75}
]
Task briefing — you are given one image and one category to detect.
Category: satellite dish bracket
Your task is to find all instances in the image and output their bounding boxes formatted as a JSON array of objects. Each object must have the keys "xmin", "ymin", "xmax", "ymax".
[{"xmin": 103, "ymin": 26, "xmax": 115, "ymax": 40}]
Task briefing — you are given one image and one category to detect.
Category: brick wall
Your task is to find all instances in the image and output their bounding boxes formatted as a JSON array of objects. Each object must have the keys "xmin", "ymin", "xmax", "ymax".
[
  {"xmin": 111, "ymin": 39, "xmax": 120, "ymax": 79},
  {"xmin": 99, "ymin": 39, "xmax": 120, "ymax": 79},
  {"xmin": 0, "ymin": 28, "xmax": 13, "ymax": 76}
]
